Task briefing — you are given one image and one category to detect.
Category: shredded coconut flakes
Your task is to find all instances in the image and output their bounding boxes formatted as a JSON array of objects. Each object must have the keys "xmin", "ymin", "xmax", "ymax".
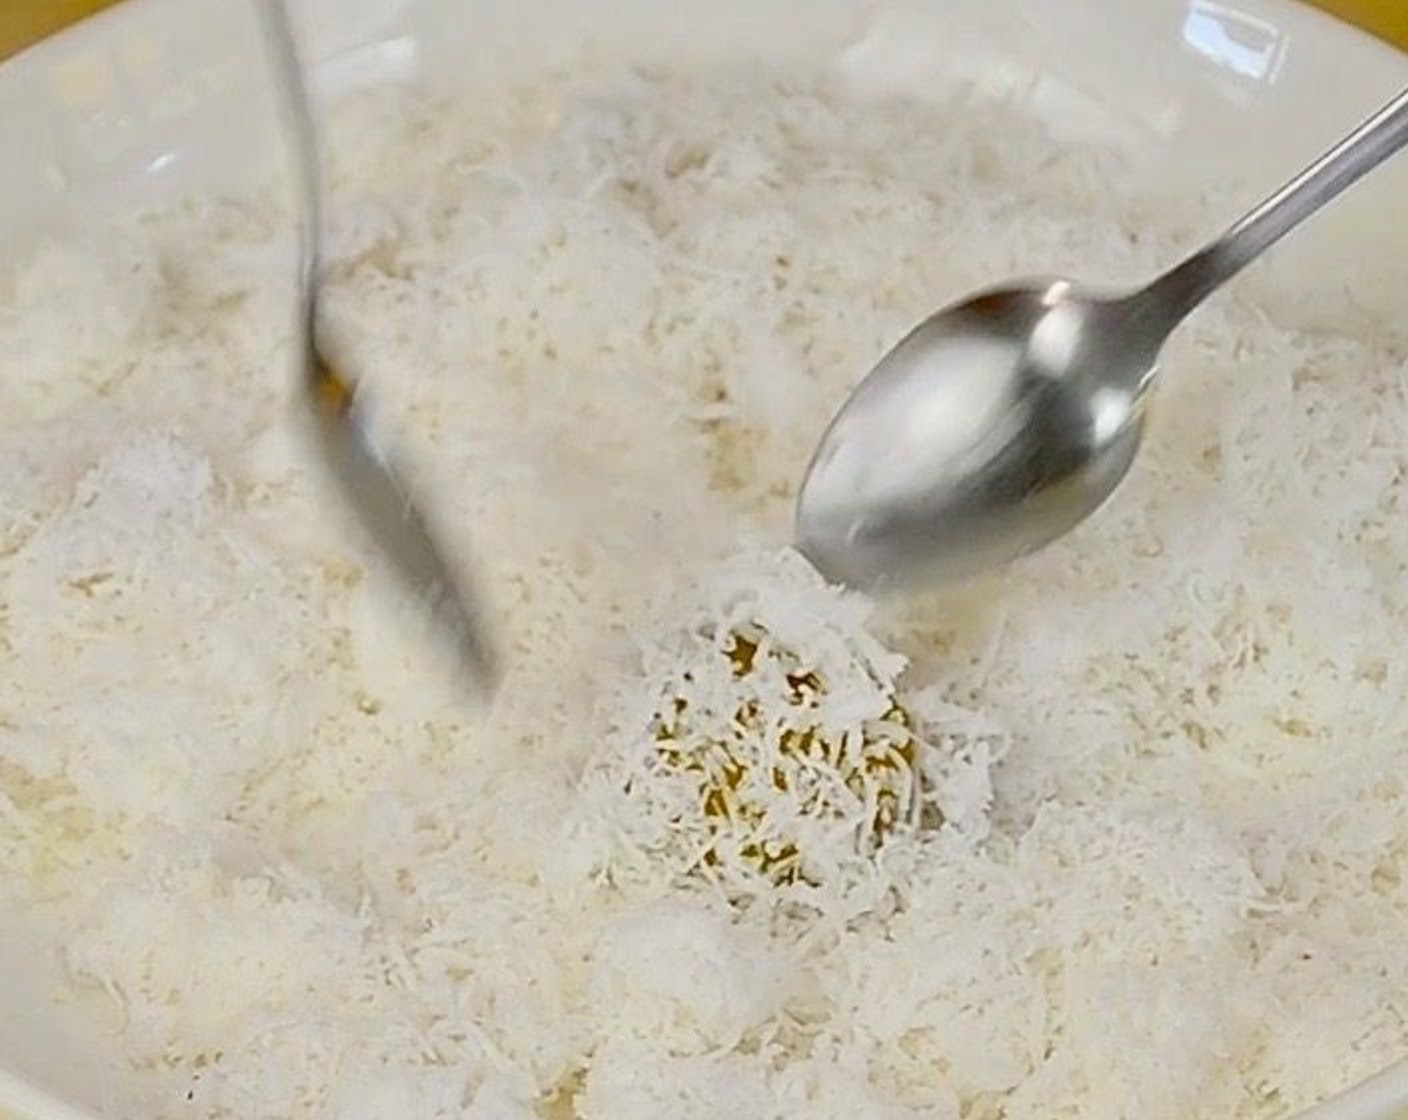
[{"xmin": 1, "ymin": 60, "xmax": 1406, "ymax": 1120}]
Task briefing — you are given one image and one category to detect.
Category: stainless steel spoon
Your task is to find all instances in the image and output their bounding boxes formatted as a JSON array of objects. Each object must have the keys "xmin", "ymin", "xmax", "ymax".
[
  {"xmin": 257, "ymin": 0, "xmax": 498, "ymax": 694},
  {"xmin": 797, "ymin": 85, "xmax": 1408, "ymax": 591}
]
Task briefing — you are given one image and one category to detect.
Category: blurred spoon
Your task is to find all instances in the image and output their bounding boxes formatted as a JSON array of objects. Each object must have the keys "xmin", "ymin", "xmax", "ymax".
[
  {"xmin": 257, "ymin": 0, "xmax": 499, "ymax": 694},
  {"xmin": 797, "ymin": 84, "xmax": 1408, "ymax": 590}
]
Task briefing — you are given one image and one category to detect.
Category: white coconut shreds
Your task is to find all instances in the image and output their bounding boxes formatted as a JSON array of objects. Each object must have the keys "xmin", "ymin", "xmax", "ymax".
[{"xmin": 2, "ymin": 59, "xmax": 1408, "ymax": 1120}]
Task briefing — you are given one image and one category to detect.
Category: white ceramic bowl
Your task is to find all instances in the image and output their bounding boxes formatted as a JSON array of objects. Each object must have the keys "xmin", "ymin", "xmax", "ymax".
[{"xmin": 1, "ymin": 2, "xmax": 1406, "ymax": 1118}]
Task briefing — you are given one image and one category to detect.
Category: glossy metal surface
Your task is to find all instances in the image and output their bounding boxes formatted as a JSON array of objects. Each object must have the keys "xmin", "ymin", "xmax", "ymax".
[
  {"xmin": 258, "ymin": 0, "xmax": 498, "ymax": 694},
  {"xmin": 798, "ymin": 83, "xmax": 1408, "ymax": 590}
]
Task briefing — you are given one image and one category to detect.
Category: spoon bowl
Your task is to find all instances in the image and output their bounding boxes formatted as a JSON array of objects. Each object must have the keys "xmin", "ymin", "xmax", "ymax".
[{"xmin": 797, "ymin": 279, "xmax": 1156, "ymax": 588}]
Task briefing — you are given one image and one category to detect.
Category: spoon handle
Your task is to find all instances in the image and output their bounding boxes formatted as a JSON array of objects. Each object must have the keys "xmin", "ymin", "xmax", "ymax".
[
  {"xmin": 255, "ymin": 0, "xmax": 501, "ymax": 696},
  {"xmin": 254, "ymin": 0, "xmax": 322, "ymax": 366},
  {"xmin": 1137, "ymin": 84, "xmax": 1408, "ymax": 328}
]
